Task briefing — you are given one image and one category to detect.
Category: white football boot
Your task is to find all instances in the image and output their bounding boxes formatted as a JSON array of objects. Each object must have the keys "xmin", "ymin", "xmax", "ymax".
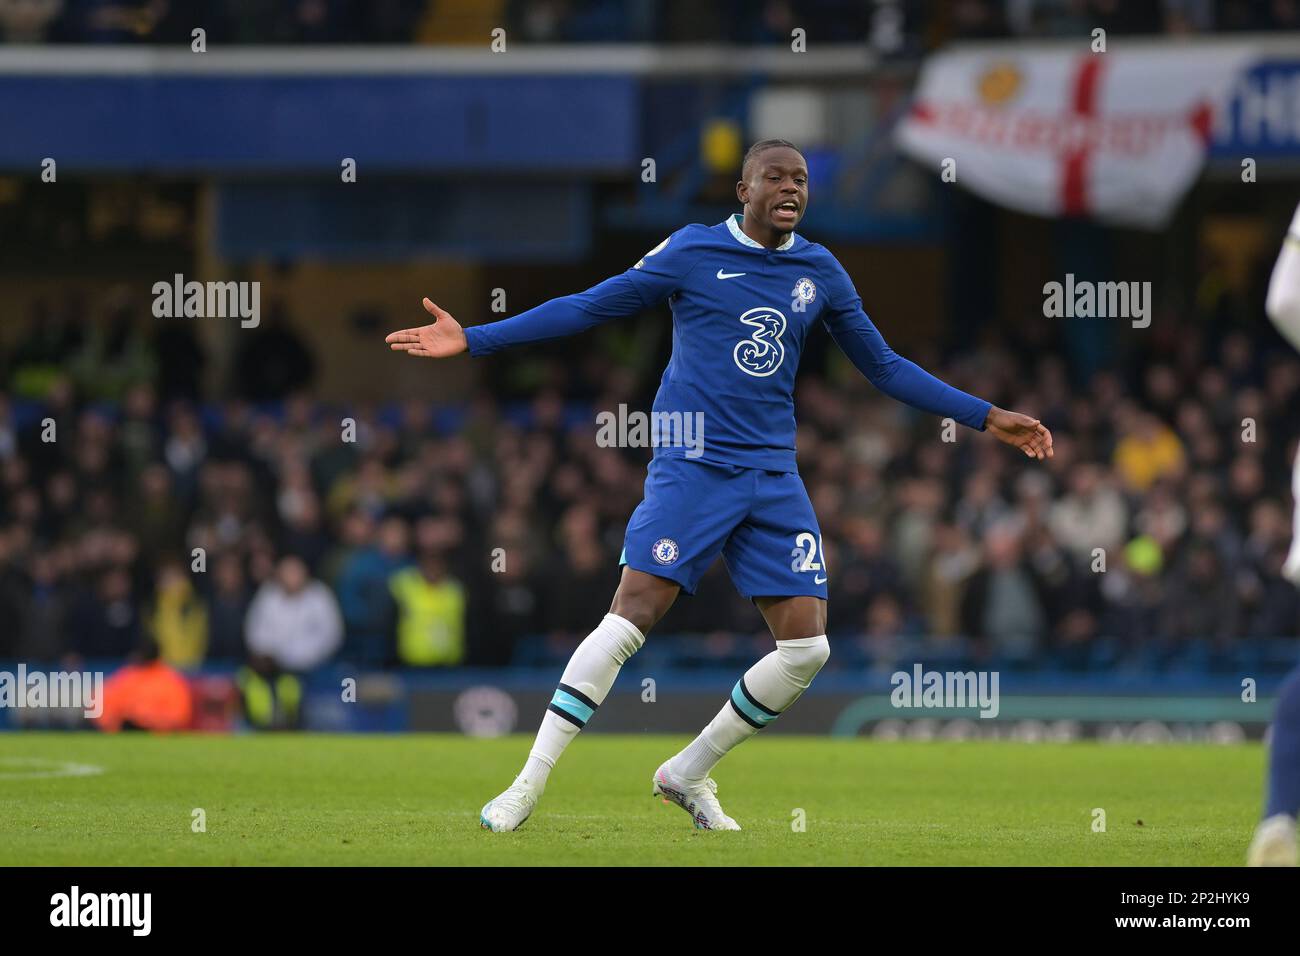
[
  {"xmin": 652, "ymin": 760, "xmax": 741, "ymax": 830},
  {"xmin": 479, "ymin": 779, "xmax": 539, "ymax": 832},
  {"xmin": 1247, "ymin": 814, "xmax": 1298, "ymax": 866}
]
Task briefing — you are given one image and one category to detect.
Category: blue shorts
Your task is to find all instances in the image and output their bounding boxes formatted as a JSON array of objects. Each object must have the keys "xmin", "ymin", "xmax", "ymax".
[{"xmin": 620, "ymin": 456, "xmax": 828, "ymax": 600}]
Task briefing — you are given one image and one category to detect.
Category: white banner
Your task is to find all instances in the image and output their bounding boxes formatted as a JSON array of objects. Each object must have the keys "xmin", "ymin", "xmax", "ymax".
[{"xmin": 895, "ymin": 44, "xmax": 1258, "ymax": 229}]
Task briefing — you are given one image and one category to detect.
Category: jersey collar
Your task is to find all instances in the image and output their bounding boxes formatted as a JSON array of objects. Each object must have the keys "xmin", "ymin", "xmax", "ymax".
[{"xmin": 726, "ymin": 213, "xmax": 795, "ymax": 251}]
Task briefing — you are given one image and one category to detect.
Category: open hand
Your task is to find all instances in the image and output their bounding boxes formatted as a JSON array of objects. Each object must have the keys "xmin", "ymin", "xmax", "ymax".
[
  {"xmin": 985, "ymin": 407, "xmax": 1054, "ymax": 461},
  {"xmin": 384, "ymin": 298, "xmax": 468, "ymax": 358}
]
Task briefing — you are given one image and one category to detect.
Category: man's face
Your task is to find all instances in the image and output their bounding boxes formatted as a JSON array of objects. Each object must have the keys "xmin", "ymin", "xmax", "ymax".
[
  {"xmin": 278, "ymin": 557, "xmax": 308, "ymax": 593},
  {"xmin": 738, "ymin": 146, "xmax": 809, "ymax": 234}
]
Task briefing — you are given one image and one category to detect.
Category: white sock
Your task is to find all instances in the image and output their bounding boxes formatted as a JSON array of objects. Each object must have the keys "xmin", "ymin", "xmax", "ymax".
[
  {"xmin": 516, "ymin": 613, "xmax": 644, "ymax": 792},
  {"xmin": 672, "ymin": 635, "xmax": 830, "ymax": 784}
]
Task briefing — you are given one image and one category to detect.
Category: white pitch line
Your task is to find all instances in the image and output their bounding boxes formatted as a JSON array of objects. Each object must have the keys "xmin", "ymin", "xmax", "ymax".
[{"xmin": 0, "ymin": 758, "xmax": 104, "ymax": 780}]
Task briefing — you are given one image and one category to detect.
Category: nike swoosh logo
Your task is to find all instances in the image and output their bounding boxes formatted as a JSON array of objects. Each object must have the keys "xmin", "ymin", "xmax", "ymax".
[
  {"xmin": 716, "ymin": 269, "xmax": 746, "ymax": 279},
  {"xmin": 814, "ymin": 575, "xmax": 827, "ymax": 584}
]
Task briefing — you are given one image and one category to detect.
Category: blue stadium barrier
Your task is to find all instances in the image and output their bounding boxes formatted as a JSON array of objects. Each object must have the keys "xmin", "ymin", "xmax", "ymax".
[{"xmin": 0, "ymin": 74, "xmax": 639, "ymax": 173}]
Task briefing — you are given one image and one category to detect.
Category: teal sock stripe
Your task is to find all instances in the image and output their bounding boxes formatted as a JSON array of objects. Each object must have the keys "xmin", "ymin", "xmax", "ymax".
[
  {"xmin": 549, "ymin": 683, "xmax": 598, "ymax": 728},
  {"xmin": 729, "ymin": 677, "xmax": 780, "ymax": 729}
]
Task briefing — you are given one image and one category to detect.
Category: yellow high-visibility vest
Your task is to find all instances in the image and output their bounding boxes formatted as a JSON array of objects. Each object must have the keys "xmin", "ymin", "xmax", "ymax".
[{"xmin": 388, "ymin": 568, "xmax": 466, "ymax": 666}]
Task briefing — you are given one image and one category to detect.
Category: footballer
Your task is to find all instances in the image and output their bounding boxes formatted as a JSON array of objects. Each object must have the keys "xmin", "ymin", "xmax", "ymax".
[
  {"xmin": 386, "ymin": 140, "xmax": 1053, "ymax": 831},
  {"xmin": 1247, "ymin": 201, "xmax": 1300, "ymax": 866}
]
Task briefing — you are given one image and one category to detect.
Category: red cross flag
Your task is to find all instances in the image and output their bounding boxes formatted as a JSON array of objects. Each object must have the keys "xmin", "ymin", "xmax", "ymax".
[{"xmin": 895, "ymin": 44, "xmax": 1256, "ymax": 230}]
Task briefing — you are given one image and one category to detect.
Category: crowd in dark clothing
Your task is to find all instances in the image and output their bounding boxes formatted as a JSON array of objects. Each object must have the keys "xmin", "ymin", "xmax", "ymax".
[
  {"xmin": 0, "ymin": 0, "xmax": 1293, "ymax": 47},
  {"xmin": 1, "ymin": 294, "xmax": 1297, "ymax": 674}
]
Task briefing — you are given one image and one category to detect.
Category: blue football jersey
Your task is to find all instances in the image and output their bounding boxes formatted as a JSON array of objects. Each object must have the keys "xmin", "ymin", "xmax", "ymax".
[{"xmin": 464, "ymin": 214, "xmax": 990, "ymax": 471}]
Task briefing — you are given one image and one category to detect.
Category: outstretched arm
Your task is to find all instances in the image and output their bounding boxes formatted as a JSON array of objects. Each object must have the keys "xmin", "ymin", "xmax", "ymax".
[
  {"xmin": 387, "ymin": 273, "xmax": 648, "ymax": 359},
  {"xmin": 387, "ymin": 229, "xmax": 697, "ymax": 360},
  {"xmin": 823, "ymin": 268, "xmax": 1052, "ymax": 460}
]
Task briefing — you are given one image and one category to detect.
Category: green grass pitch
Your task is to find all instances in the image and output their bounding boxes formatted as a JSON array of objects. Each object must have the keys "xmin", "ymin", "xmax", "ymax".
[{"xmin": 0, "ymin": 733, "xmax": 1264, "ymax": 866}]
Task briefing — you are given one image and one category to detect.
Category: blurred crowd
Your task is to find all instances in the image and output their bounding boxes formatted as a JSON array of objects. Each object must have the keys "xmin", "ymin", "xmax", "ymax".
[
  {"xmin": 1, "ymin": 297, "xmax": 1298, "ymax": 678},
  {"xmin": 0, "ymin": 0, "xmax": 1294, "ymax": 47}
]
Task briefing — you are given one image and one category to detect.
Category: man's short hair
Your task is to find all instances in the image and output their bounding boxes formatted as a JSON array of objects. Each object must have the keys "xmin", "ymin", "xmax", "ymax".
[{"xmin": 742, "ymin": 139, "xmax": 801, "ymax": 180}]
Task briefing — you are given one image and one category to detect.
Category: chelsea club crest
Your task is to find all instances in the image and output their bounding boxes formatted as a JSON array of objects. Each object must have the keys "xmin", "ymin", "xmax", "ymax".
[
  {"xmin": 651, "ymin": 538, "xmax": 680, "ymax": 565},
  {"xmin": 793, "ymin": 277, "xmax": 817, "ymax": 305}
]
